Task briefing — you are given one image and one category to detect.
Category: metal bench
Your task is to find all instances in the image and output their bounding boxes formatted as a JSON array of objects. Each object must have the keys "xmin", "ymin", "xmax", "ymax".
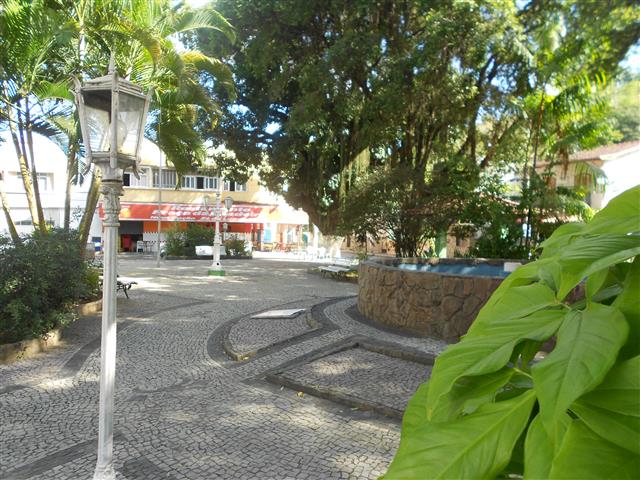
[
  {"xmin": 116, "ymin": 279, "xmax": 137, "ymax": 298},
  {"xmin": 319, "ymin": 265, "xmax": 352, "ymax": 278},
  {"xmin": 99, "ymin": 276, "xmax": 137, "ymax": 298}
]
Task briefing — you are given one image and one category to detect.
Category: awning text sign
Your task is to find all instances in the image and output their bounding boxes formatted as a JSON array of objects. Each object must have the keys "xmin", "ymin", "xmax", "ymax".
[{"xmin": 101, "ymin": 202, "xmax": 269, "ymax": 223}]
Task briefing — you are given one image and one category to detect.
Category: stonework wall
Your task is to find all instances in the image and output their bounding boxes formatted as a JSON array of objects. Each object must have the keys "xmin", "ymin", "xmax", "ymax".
[{"xmin": 357, "ymin": 259, "xmax": 504, "ymax": 342}]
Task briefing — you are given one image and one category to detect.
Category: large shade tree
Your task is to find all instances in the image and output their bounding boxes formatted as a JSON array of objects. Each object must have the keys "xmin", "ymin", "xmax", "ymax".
[{"xmin": 199, "ymin": 0, "xmax": 638, "ymax": 257}]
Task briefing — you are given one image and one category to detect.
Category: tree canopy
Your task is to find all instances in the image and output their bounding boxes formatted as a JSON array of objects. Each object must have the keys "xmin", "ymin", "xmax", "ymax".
[{"xmin": 198, "ymin": 0, "xmax": 639, "ymax": 256}]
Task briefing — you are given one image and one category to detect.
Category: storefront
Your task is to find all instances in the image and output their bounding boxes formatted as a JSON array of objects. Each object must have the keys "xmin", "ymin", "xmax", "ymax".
[{"xmin": 98, "ymin": 201, "xmax": 308, "ymax": 252}]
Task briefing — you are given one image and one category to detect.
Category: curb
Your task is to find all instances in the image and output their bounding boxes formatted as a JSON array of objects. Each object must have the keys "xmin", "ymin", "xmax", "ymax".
[{"xmin": 223, "ymin": 312, "xmax": 320, "ymax": 361}]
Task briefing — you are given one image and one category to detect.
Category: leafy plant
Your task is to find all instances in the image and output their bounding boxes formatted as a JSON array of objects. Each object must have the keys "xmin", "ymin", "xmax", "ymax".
[
  {"xmin": 0, "ymin": 229, "xmax": 97, "ymax": 344},
  {"xmin": 164, "ymin": 223, "xmax": 216, "ymax": 257},
  {"xmin": 224, "ymin": 237, "xmax": 249, "ymax": 257},
  {"xmin": 385, "ymin": 186, "xmax": 640, "ymax": 479}
]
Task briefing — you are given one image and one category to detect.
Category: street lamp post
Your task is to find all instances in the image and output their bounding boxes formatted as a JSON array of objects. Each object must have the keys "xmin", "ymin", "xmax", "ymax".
[
  {"xmin": 203, "ymin": 180, "xmax": 233, "ymax": 276},
  {"xmin": 73, "ymin": 55, "xmax": 151, "ymax": 480}
]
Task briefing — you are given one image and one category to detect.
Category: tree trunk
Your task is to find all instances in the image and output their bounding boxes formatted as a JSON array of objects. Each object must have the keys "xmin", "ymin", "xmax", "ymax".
[
  {"xmin": 64, "ymin": 142, "xmax": 79, "ymax": 231},
  {"xmin": 7, "ymin": 106, "xmax": 40, "ymax": 229},
  {"xmin": 24, "ymin": 101, "xmax": 47, "ymax": 231},
  {"xmin": 78, "ymin": 169, "xmax": 101, "ymax": 247},
  {"xmin": 0, "ymin": 173, "xmax": 21, "ymax": 244}
]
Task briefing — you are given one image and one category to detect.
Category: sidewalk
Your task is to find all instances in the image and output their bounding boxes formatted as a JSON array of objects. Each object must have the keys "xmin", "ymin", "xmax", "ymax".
[{"xmin": 0, "ymin": 257, "xmax": 444, "ymax": 479}]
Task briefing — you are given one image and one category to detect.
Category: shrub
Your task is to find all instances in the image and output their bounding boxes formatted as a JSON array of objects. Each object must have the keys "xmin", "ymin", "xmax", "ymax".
[
  {"xmin": 165, "ymin": 224, "xmax": 215, "ymax": 257},
  {"xmin": 165, "ymin": 226, "xmax": 187, "ymax": 257},
  {"xmin": 0, "ymin": 229, "xmax": 96, "ymax": 344},
  {"xmin": 224, "ymin": 237, "xmax": 249, "ymax": 257},
  {"xmin": 385, "ymin": 186, "xmax": 640, "ymax": 479}
]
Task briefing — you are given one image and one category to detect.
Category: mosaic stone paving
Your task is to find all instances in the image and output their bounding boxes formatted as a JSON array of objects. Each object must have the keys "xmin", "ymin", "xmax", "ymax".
[
  {"xmin": 0, "ymin": 257, "xmax": 446, "ymax": 479},
  {"xmin": 273, "ymin": 347, "xmax": 433, "ymax": 415}
]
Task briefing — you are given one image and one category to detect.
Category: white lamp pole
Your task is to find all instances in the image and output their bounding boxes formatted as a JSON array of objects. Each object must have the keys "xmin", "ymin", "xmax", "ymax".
[
  {"xmin": 204, "ymin": 178, "xmax": 233, "ymax": 276},
  {"xmin": 211, "ymin": 179, "xmax": 223, "ymax": 275},
  {"xmin": 73, "ymin": 54, "xmax": 151, "ymax": 480}
]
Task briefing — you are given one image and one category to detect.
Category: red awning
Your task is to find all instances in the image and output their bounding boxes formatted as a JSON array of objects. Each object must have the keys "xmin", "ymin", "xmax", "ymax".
[{"xmin": 99, "ymin": 202, "xmax": 273, "ymax": 224}]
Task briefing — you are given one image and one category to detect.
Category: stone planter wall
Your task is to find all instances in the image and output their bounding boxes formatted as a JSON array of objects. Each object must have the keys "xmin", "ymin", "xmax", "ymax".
[{"xmin": 358, "ymin": 258, "xmax": 505, "ymax": 342}]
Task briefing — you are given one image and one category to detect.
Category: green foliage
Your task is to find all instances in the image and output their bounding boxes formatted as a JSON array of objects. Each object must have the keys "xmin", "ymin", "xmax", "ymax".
[
  {"xmin": 224, "ymin": 237, "xmax": 249, "ymax": 257},
  {"xmin": 385, "ymin": 186, "xmax": 640, "ymax": 479},
  {"xmin": 457, "ymin": 171, "xmax": 529, "ymax": 260},
  {"xmin": 0, "ymin": 229, "xmax": 98, "ymax": 344},
  {"xmin": 204, "ymin": 0, "xmax": 637, "ymax": 258},
  {"xmin": 165, "ymin": 226, "xmax": 249, "ymax": 257},
  {"xmin": 164, "ymin": 224, "xmax": 215, "ymax": 257},
  {"xmin": 608, "ymin": 75, "xmax": 640, "ymax": 142}
]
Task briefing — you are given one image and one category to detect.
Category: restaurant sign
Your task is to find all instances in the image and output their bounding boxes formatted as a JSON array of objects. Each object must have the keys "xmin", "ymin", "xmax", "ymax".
[{"xmin": 99, "ymin": 202, "xmax": 271, "ymax": 223}]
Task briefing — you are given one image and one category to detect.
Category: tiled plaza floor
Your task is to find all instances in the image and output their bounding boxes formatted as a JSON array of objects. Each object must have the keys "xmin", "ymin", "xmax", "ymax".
[{"xmin": 0, "ymin": 257, "xmax": 446, "ymax": 479}]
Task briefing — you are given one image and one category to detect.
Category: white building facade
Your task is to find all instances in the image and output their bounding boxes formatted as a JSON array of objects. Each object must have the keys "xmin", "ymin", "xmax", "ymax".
[{"xmin": 0, "ymin": 133, "xmax": 101, "ymax": 239}]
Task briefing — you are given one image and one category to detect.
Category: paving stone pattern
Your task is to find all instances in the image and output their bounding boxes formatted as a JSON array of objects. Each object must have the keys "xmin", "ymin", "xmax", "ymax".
[
  {"xmin": 0, "ymin": 257, "xmax": 447, "ymax": 479},
  {"xmin": 228, "ymin": 315, "xmax": 314, "ymax": 357},
  {"xmin": 277, "ymin": 347, "xmax": 432, "ymax": 412}
]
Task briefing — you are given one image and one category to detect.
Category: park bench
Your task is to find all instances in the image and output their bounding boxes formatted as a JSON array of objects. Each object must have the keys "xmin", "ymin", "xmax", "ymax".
[
  {"xmin": 195, "ymin": 245, "xmax": 226, "ymax": 257},
  {"xmin": 116, "ymin": 279, "xmax": 137, "ymax": 298},
  {"xmin": 319, "ymin": 265, "xmax": 354, "ymax": 279},
  {"xmin": 99, "ymin": 275, "xmax": 137, "ymax": 298}
]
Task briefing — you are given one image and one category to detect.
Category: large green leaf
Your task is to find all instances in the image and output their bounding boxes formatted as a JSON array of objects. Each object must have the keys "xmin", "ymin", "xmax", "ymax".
[
  {"xmin": 540, "ymin": 222, "xmax": 585, "ymax": 259},
  {"xmin": 468, "ymin": 282, "xmax": 559, "ymax": 336},
  {"xmin": 571, "ymin": 356, "xmax": 640, "ymax": 454},
  {"xmin": 571, "ymin": 403, "xmax": 640, "ymax": 456},
  {"xmin": 614, "ymin": 258, "xmax": 640, "ymax": 359},
  {"xmin": 555, "ymin": 233, "xmax": 640, "ymax": 299},
  {"xmin": 549, "ymin": 420, "xmax": 640, "ymax": 479},
  {"xmin": 532, "ymin": 304, "xmax": 628, "ymax": 430},
  {"xmin": 478, "ymin": 260, "xmax": 552, "ymax": 309},
  {"xmin": 524, "ymin": 414, "xmax": 570, "ymax": 480},
  {"xmin": 581, "ymin": 185, "xmax": 640, "ymax": 236},
  {"xmin": 426, "ymin": 306, "xmax": 563, "ymax": 418},
  {"xmin": 430, "ymin": 367, "xmax": 515, "ymax": 421},
  {"xmin": 585, "ymin": 267, "xmax": 609, "ymax": 300},
  {"xmin": 401, "ymin": 381, "xmax": 430, "ymax": 435},
  {"xmin": 385, "ymin": 391, "xmax": 536, "ymax": 479},
  {"xmin": 577, "ymin": 355, "xmax": 640, "ymax": 417}
]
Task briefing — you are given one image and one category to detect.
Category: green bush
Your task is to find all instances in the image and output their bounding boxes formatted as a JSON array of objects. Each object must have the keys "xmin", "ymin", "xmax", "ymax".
[
  {"xmin": 385, "ymin": 186, "xmax": 640, "ymax": 479},
  {"xmin": 0, "ymin": 229, "xmax": 97, "ymax": 344},
  {"xmin": 224, "ymin": 237, "xmax": 249, "ymax": 257},
  {"xmin": 165, "ymin": 224, "xmax": 215, "ymax": 257}
]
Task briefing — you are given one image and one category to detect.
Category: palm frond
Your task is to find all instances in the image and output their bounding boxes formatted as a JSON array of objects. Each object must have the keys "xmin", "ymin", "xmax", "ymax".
[
  {"xmin": 34, "ymin": 80, "xmax": 74, "ymax": 102},
  {"xmin": 180, "ymin": 51, "xmax": 236, "ymax": 100},
  {"xmin": 170, "ymin": 7, "xmax": 235, "ymax": 44}
]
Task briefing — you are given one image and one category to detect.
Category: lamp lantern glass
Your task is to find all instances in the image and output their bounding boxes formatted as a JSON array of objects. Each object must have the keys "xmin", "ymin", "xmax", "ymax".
[
  {"xmin": 224, "ymin": 196, "xmax": 234, "ymax": 210},
  {"xmin": 74, "ymin": 62, "xmax": 151, "ymax": 174}
]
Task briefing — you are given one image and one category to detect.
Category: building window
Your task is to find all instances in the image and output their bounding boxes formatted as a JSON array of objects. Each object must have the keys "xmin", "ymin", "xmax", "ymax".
[
  {"xmin": 123, "ymin": 168, "xmax": 149, "ymax": 188},
  {"xmin": 223, "ymin": 180, "xmax": 246, "ymax": 192},
  {"xmin": 15, "ymin": 217, "xmax": 54, "ymax": 226},
  {"xmin": 204, "ymin": 176, "xmax": 218, "ymax": 190},
  {"xmin": 36, "ymin": 173, "xmax": 52, "ymax": 191},
  {"xmin": 137, "ymin": 168, "xmax": 148, "ymax": 187},
  {"xmin": 153, "ymin": 169, "xmax": 177, "ymax": 188},
  {"xmin": 181, "ymin": 175, "xmax": 197, "ymax": 189}
]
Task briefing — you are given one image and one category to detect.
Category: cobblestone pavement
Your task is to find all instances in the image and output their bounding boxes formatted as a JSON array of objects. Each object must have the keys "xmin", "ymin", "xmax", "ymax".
[
  {"xmin": 275, "ymin": 348, "xmax": 433, "ymax": 414},
  {"xmin": 227, "ymin": 315, "xmax": 316, "ymax": 359},
  {"xmin": 0, "ymin": 257, "xmax": 447, "ymax": 480}
]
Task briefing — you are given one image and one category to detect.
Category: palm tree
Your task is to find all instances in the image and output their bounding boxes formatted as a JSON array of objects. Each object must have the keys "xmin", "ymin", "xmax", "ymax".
[
  {"xmin": 1, "ymin": 0, "xmax": 235, "ymax": 246},
  {"xmin": 0, "ymin": 0, "xmax": 74, "ymax": 232}
]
